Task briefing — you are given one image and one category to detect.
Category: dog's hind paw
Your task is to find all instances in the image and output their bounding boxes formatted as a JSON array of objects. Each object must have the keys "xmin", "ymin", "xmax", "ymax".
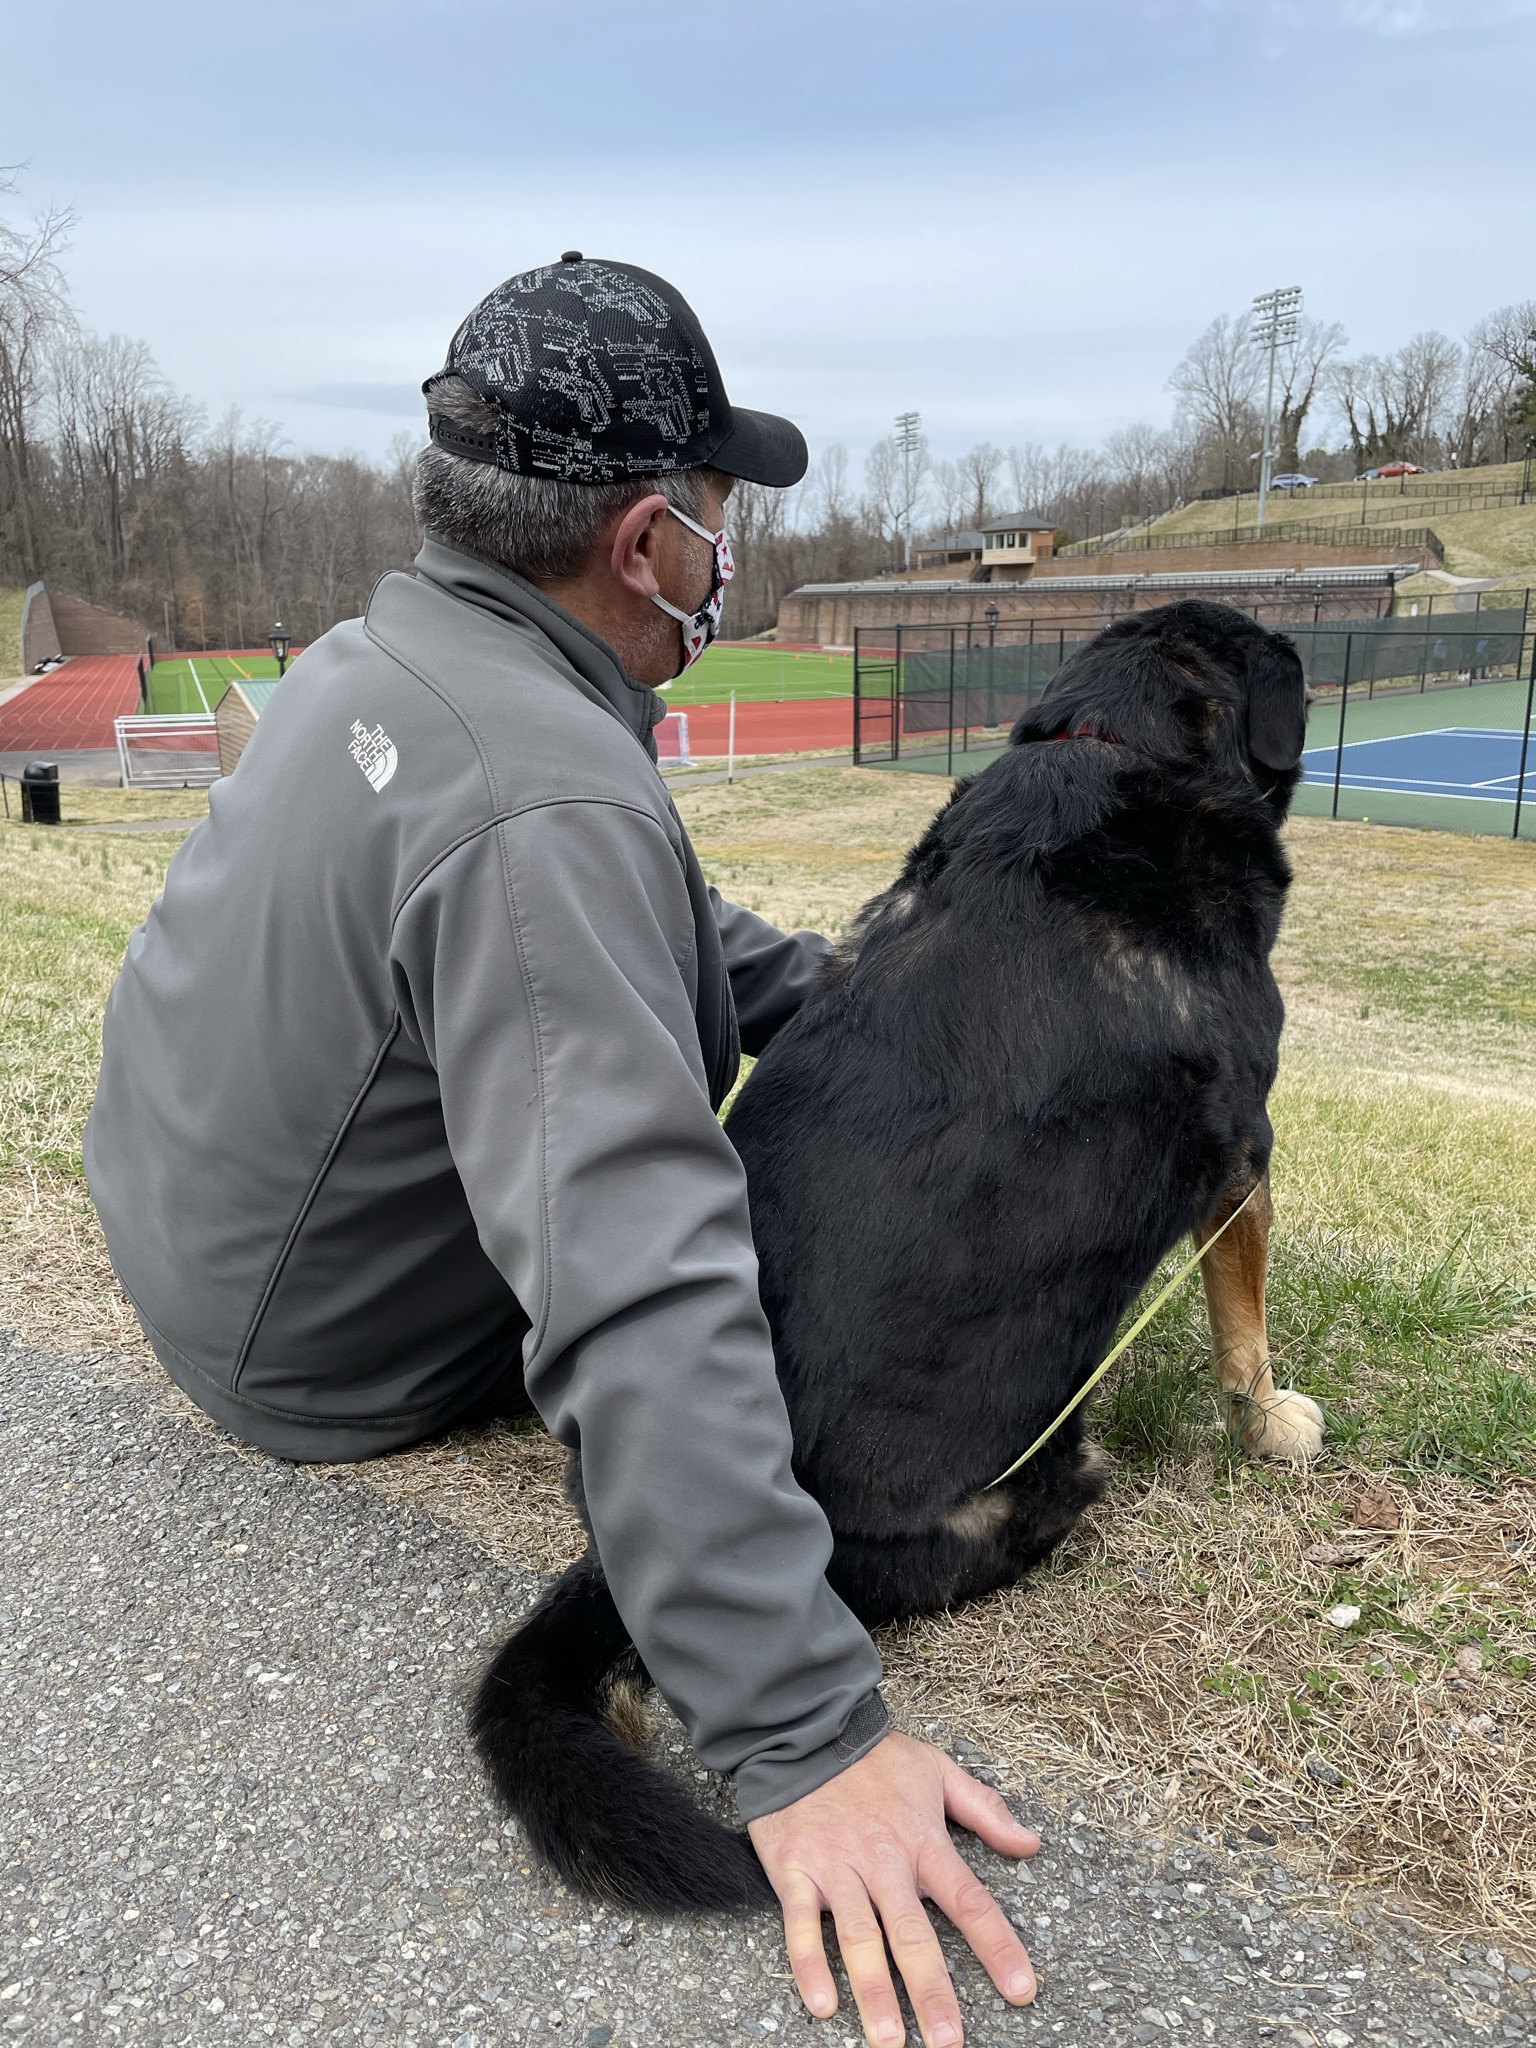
[{"xmin": 1241, "ymin": 1388, "xmax": 1325, "ymax": 1462}]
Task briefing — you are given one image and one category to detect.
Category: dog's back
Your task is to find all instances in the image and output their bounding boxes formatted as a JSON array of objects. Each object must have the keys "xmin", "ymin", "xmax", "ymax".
[{"xmin": 727, "ymin": 604, "xmax": 1301, "ymax": 1611}]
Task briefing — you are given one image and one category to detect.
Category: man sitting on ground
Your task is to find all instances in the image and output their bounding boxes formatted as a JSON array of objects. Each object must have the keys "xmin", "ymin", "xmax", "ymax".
[{"xmin": 87, "ymin": 256, "xmax": 1039, "ymax": 2048}]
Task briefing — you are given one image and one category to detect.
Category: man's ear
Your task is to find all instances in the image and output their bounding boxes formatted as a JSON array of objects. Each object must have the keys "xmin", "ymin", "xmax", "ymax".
[
  {"xmin": 1246, "ymin": 631, "xmax": 1308, "ymax": 770},
  {"xmin": 609, "ymin": 492, "xmax": 671, "ymax": 598}
]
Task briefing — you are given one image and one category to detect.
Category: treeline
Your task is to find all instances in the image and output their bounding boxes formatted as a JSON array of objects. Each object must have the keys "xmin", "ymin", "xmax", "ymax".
[
  {"xmin": 2, "ymin": 175, "xmax": 1533, "ymax": 647},
  {"xmin": 0, "ymin": 176, "xmax": 418, "ymax": 651},
  {"xmin": 730, "ymin": 302, "xmax": 1536, "ymax": 636}
]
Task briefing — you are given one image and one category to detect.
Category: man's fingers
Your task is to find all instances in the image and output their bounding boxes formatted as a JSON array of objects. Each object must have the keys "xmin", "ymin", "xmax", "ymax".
[
  {"xmin": 921, "ymin": 1838, "xmax": 1037, "ymax": 2008},
  {"xmin": 865, "ymin": 1870, "xmax": 966, "ymax": 2048},
  {"xmin": 824, "ymin": 1874, "xmax": 909, "ymax": 2047},
  {"xmin": 939, "ymin": 1757, "xmax": 1041, "ymax": 1859},
  {"xmin": 775, "ymin": 1873, "xmax": 839, "ymax": 2021}
]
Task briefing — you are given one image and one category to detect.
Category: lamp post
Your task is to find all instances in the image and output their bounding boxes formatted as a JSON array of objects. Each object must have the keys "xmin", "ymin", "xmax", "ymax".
[
  {"xmin": 894, "ymin": 411, "xmax": 922, "ymax": 572},
  {"xmin": 1251, "ymin": 284, "xmax": 1302, "ymax": 531},
  {"xmin": 267, "ymin": 622, "xmax": 292, "ymax": 678},
  {"xmin": 1523, "ymin": 435, "xmax": 1536, "ymax": 508}
]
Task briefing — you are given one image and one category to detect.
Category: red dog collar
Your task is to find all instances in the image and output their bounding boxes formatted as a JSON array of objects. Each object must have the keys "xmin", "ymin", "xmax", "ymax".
[{"xmin": 1047, "ymin": 721, "xmax": 1123, "ymax": 744}]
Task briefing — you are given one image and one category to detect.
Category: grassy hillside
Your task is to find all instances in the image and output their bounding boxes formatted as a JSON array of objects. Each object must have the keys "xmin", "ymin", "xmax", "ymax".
[
  {"xmin": 1128, "ymin": 460, "xmax": 1536, "ymax": 590},
  {"xmin": 0, "ymin": 586, "xmax": 26, "ymax": 678}
]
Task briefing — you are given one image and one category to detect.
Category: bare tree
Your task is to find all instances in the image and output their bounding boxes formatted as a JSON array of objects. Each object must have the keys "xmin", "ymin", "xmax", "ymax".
[
  {"xmin": 1007, "ymin": 441, "xmax": 1105, "ymax": 539},
  {"xmin": 928, "ymin": 457, "xmax": 970, "ymax": 535},
  {"xmin": 1328, "ymin": 331, "xmax": 1461, "ymax": 469},
  {"xmin": 1463, "ymin": 302, "xmax": 1536, "ymax": 460},
  {"xmin": 861, "ymin": 437, "xmax": 902, "ymax": 548},
  {"xmin": 1274, "ymin": 317, "xmax": 1347, "ymax": 472},
  {"xmin": 0, "ymin": 170, "xmax": 75, "ymax": 574},
  {"xmin": 1168, "ymin": 313, "xmax": 1261, "ymax": 488},
  {"xmin": 957, "ymin": 441, "xmax": 1004, "ymax": 526}
]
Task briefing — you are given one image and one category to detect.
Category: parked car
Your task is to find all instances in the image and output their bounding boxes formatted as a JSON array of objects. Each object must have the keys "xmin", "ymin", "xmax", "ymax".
[
  {"xmin": 1355, "ymin": 468, "xmax": 1381, "ymax": 481},
  {"xmin": 1376, "ymin": 461, "xmax": 1427, "ymax": 478},
  {"xmin": 1269, "ymin": 472, "xmax": 1318, "ymax": 490}
]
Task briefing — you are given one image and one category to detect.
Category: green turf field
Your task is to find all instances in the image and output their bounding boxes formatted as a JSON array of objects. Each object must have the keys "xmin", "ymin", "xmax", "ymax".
[
  {"xmin": 147, "ymin": 654, "xmax": 286, "ymax": 715},
  {"xmin": 663, "ymin": 643, "xmax": 852, "ymax": 705},
  {"xmin": 149, "ymin": 644, "xmax": 850, "ymax": 713}
]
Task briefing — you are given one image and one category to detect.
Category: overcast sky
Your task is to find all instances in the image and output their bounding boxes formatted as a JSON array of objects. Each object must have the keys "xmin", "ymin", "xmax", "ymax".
[{"xmin": 9, "ymin": 0, "xmax": 1535, "ymax": 467}]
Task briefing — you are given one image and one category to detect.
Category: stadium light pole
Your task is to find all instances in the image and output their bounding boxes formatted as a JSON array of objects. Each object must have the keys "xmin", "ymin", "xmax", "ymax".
[
  {"xmin": 1251, "ymin": 285, "xmax": 1302, "ymax": 532},
  {"xmin": 894, "ymin": 411, "xmax": 922, "ymax": 571},
  {"xmin": 268, "ymin": 621, "xmax": 292, "ymax": 678}
]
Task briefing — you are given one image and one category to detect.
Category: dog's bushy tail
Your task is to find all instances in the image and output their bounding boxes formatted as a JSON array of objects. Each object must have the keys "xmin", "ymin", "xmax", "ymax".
[{"xmin": 469, "ymin": 1552, "xmax": 775, "ymax": 1911}]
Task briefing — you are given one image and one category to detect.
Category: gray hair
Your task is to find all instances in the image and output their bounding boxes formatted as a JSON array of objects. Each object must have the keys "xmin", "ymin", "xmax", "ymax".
[{"xmin": 414, "ymin": 375, "xmax": 710, "ymax": 580}]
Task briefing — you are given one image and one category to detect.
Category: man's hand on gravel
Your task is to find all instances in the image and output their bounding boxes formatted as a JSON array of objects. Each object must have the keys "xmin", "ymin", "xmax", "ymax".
[{"xmin": 746, "ymin": 1730, "xmax": 1039, "ymax": 2048}]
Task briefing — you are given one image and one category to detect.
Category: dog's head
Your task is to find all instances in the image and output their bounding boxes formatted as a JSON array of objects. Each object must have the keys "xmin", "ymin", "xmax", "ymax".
[{"xmin": 1013, "ymin": 600, "xmax": 1309, "ymax": 804}]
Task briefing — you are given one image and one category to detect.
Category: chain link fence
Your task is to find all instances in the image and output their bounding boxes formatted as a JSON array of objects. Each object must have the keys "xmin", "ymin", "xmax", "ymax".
[{"xmin": 853, "ymin": 599, "xmax": 1536, "ymax": 841}]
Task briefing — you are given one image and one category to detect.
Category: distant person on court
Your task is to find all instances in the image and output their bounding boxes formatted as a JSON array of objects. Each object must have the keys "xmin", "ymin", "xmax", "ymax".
[{"xmin": 86, "ymin": 256, "xmax": 1040, "ymax": 2044}]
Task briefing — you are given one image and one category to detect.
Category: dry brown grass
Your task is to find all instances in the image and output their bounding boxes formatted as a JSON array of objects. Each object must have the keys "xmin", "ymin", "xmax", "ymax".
[
  {"xmin": 3, "ymin": 774, "xmax": 1534, "ymax": 1959},
  {"xmin": 883, "ymin": 1465, "xmax": 1536, "ymax": 1950}
]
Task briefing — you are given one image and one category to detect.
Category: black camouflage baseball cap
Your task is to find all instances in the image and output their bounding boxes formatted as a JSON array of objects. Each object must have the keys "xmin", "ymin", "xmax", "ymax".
[{"xmin": 423, "ymin": 254, "xmax": 807, "ymax": 488}]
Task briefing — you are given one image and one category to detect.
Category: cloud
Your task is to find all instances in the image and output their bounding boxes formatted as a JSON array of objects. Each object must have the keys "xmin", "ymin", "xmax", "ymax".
[
  {"xmin": 1307, "ymin": 0, "xmax": 1535, "ymax": 30},
  {"xmin": 283, "ymin": 383, "xmax": 424, "ymax": 416}
]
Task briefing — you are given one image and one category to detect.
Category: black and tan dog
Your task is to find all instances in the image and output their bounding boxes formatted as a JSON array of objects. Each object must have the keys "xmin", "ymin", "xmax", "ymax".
[{"xmin": 471, "ymin": 598, "xmax": 1322, "ymax": 1907}]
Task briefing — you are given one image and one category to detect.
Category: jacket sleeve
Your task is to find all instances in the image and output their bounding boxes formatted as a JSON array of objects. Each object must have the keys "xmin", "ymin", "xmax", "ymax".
[
  {"xmin": 389, "ymin": 799, "xmax": 886, "ymax": 1820},
  {"xmin": 710, "ymin": 890, "xmax": 834, "ymax": 1055}
]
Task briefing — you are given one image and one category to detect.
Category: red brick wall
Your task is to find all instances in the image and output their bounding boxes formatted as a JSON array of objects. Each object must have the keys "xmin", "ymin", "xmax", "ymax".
[
  {"xmin": 776, "ymin": 577, "xmax": 1394, "ymax": 645},
  {"xmin": 1032, "ymin": 540, "xmax": 1437, "ymax": 579}
]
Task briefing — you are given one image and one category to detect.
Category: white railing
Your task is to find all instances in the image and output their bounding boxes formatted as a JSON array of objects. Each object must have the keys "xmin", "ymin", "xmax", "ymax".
[{"xmin": 114, "ymin": 713, "xmax": 220, "ymax": 788}]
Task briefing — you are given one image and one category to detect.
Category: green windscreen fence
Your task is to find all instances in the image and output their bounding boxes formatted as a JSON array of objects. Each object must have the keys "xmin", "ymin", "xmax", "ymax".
[
  {"xmin": 1282, "ymin": 609, "xmax": 1527, "ymax": 692},
  {"xmin": 855, "ymin": 608, "xmax": 1536, "ymax": 835},
  {"xmin": 898, "ymin": 638, "xmax": 1089, "ymax": 736}
]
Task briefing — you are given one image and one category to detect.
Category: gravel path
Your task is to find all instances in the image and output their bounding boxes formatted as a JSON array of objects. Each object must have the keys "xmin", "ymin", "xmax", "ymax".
[{"xmin": 1, "ymin": 1335, "xmax": 1528, "ymax": 2048}]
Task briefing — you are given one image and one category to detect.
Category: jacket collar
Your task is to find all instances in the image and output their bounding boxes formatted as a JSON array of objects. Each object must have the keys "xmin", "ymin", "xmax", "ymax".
[{"xmin": 412, "ymin": 534, "xmax": 667, "ymax": 753}]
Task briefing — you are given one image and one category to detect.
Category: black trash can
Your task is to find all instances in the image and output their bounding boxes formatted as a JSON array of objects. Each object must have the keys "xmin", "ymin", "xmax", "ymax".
[{"xmin": 21, "ymin": 760, "xmax": 61, "ymax": 826}]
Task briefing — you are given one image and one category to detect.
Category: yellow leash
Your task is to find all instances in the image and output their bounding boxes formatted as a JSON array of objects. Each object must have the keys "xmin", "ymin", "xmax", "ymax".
[{"xmin": 982, "ymin": 1181, "xmax": 1260, "ymax": 1491}]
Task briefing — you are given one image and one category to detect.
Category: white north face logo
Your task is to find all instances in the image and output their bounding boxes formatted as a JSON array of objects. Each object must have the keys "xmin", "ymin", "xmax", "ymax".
[{"xmin": 348, "ymin": 719, "xmax": 398, "ymax": 792}]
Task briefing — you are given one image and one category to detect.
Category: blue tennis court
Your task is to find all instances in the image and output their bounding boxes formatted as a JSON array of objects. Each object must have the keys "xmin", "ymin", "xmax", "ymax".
[{"xmin": 1301, "ymin": 726, "xmax": 1535, "ymax": 803}]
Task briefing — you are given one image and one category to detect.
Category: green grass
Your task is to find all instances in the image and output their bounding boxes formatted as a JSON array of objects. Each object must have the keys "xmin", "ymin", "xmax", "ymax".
[
  {"xmin": 665, "ymin": 643, "xmax": 853, "ymax": 705},
  {"xmin": 0, "ymin": 586, "xmax": 26, "ymax": 677},
  {"xmin": 1132, "ymin": 458, "xmax": 1536, "ymax": 583},
  {"xmin": 1101, "ymin": 1229, "xmax": 1534, "ymax": 1484},
  {"xmin": 147, "ymin": 653, "xmax": 286, "ymax": 714}
]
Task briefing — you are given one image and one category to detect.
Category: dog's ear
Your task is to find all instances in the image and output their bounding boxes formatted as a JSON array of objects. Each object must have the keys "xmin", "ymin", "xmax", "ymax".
[{"xmin": 1245, "ymin": 631, "xmax": 1307, "ymax": 770}]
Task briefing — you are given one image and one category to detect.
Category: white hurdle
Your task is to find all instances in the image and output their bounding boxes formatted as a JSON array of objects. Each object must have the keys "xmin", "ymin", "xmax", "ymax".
[
  {"xmin": 114, "ymin": 713, "xmax": 221, "ymax": 788},
  {"xmin": 655, "ymin": 710, "xmax": 691, "ymax": 767}
]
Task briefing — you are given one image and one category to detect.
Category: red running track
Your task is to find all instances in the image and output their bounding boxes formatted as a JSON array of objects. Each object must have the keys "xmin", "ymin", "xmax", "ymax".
[
  {"xmin": 673, "ymin": 697, "xmax": 851, "ymax": 755},
  {"xmin": 0, "ymin": 657, "xmax": 145, "ymax": 753},
  {"xmin": 0, "ymin": 665, "xmax": 852, "ymax": 760}
]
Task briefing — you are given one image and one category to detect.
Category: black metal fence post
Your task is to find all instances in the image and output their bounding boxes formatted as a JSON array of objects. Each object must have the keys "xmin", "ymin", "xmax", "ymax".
[
  {"xmin": 946, "ymin": 630, "xmax": 956, "ymax": 778},
  {"xmin": 962, "ymin": 621, "xmax": 973, "ymax": 755},
  {"xmin": 1331, "ymin": 636, "xmax": 1353, "ymax": 821},
  {"xmin": 893, "ymin": 626, "xmax": 902, "ymax": 762},
  {"xmin": 1512, "ymin": 634, "xmax": 1536, "ymax": 842},
  {"xmin": 852, "ymin": 628, "xmax": 862, "ymax": 765}
]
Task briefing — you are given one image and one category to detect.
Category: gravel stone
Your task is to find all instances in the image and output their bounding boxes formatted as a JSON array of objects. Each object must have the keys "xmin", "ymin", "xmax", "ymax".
[{"xmin": 2, "ymin": 1337, "xmax": 1529, "ymax": 2047}]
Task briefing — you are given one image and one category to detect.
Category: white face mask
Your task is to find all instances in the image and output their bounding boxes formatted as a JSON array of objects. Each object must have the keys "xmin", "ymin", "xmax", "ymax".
[{"xmin": 651, "ymin": 504, "xmax": 735, "ymax": 672}]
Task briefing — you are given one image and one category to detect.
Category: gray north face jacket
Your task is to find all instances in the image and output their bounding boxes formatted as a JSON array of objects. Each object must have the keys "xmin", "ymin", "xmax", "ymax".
[{"xmin": 84, "ymin": 537, "xmax": 885, "ymax": 1819}]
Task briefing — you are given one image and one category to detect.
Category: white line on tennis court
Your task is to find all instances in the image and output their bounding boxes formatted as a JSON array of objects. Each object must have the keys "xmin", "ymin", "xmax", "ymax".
[{"xmin": 1308, "ymin": 779, "xmax": 1523, "ymax": 804}]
